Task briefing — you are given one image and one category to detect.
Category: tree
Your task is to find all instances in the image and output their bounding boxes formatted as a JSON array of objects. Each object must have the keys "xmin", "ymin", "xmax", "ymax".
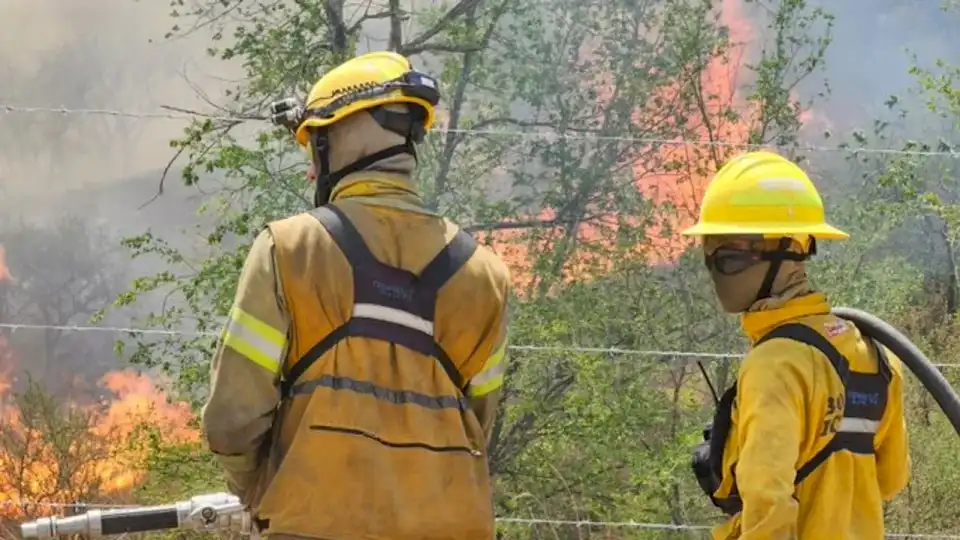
[
  {"xmin": 0, "ymin": 216, "xmax": 132, "ymax": 397},
  {"xmin": 831, "ymin": 36, "xmax": 960, "ymax": 533},
  {"xmin": 0, "ymin": 379, "xmax": 130, "ymax": 515},
  {"xmin": 113, "ymin": 0, "xmax": 960, "ymax": 537}
]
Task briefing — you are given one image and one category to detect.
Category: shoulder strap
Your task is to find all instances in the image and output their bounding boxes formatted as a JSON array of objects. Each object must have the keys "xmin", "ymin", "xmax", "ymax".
[
  {"xmin": 281, "ymin": 206, "xmax": 478, "ymax": 397},
  {"xmin": 873, "ymin": 339, "xmax": 892, "ymax": 382},
  {"xmin": 756, "ymin": 323, "xmax": 851, "ymax": 383},
  {"xmin": 312, "ymin": 205, "xmax": 378, "ymax": 267},
  {"xmin": 759, "ymin": 322, "xmax": 893, "ymax": 485},
  {"xmin": 712, "ymin": 321, "xmax": 891, "ymax": 513},
  {"xmin": 417, "ymin": 228, "xmax": 478, "ymax": 291},
  {"xmin": 316, "ymin": 206, "xmax": 478, "ymax": 290},
  {"xmin": 708, "ymin": 384, "xmax": 738, "ymax": 479},
  {"xmin": 755, "ymin": 323, "xmax": 851, "ymax": 486},
  {"xmin": 711, "ymin": 323, "xmax": 848, "ymax": 493}
]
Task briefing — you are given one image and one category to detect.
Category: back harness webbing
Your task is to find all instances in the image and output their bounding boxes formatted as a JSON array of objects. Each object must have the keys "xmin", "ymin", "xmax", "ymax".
[
  {"xmin": 709, "ymin": 322, "xmax": 892, "ymax": 516},
  {"xmin": 278, "ymin": 204, "xmax": 479, "ymax": 400}
]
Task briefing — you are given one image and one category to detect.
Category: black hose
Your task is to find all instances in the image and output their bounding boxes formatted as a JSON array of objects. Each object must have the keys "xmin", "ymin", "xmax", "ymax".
[{"xmin": 833, "ymin": 307, "xmax": 960, "ymax": 437}]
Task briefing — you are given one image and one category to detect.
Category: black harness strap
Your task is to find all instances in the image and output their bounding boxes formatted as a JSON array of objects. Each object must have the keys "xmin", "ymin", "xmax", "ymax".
[
  {"xmin": 279, "ymin": 204, "xmax": 478, "ymax": 399},
  {"xmin": 710, "ymin": 322, "xmax": 891, "ymax": 516}
]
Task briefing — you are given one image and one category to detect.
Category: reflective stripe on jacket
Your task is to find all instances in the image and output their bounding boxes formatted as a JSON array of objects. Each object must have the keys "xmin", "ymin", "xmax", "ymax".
[
  {"xmin": 201, "ymin": 229, "xmax": 290, "ymax": 503},
  {"xmin": 253, "ymin": 173, "xmax": 511, "ymax": 540}
]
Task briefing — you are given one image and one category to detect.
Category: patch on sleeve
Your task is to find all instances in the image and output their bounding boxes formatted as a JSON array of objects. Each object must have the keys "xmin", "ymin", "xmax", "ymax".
[{"xmin": 824, "ymin": 320, "xmax": 849, "ymax": 338}]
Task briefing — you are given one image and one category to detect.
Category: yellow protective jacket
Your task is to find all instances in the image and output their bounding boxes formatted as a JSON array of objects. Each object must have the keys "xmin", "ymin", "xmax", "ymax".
[
  {"xmin": 712, "ymin": 293, "xmax": 910, "ymax": 540},
  {"xmin": 201, "ymin": 172, "xmax": 511, "ymax": 540}
]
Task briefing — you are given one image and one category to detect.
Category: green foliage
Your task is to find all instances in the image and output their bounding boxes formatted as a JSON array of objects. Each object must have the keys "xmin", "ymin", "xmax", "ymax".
[{"xmin": 93, "ymin": 0, "xmax": 960, "ymax": 537}]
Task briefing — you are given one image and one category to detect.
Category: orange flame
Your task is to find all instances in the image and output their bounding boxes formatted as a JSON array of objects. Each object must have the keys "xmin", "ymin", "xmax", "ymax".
[
  {"xmin": 485, "ymin": 0, "xmax": 815, "ymax": 291},
  {"xmin": 633, "ymin": 0, "xmax": 757, "ymax": 265},
  {"xmin": 0, "ymin": 243, "xmax": 199, "ymax": 516},
  {"xmin": 0, "ymin": 244, "xmax": 13, "ymax": 397},
  {"xmin": 0, "ymin": 370, "xmax": 199, "ymax": 515},
  {"xmin": 0, "ymin": 245, "xmax": 12, "ymax": 283},
  {"xmin": 0, "ymin": 361, "xmax": 198, "ymax": 514}
]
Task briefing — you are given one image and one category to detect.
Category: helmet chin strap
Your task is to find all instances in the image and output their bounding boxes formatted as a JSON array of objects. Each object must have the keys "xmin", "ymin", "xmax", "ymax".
[
  {"xmin": 754, "ymin": 237, "xmax": 814, "ymax": 302},
  {"xmin": 309, "ymin": 107, "xmax": 422, "ymax": 208}
]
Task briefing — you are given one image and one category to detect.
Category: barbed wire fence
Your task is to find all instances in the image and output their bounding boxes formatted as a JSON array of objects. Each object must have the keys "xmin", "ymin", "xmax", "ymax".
[
  {"xmin": 3, "ymin": 321, "xmax": 960, "ymax": 368},
  {"xmin": 0, "ymin": 102, "xmax": 959, "ymax": 538},
  {"xmin": 0, "ymin": 500, "xmax": 958, "ymax": 539},
  {"xmin": 1, "ymin": 103, "xmax": 959, "ymax": 157}
]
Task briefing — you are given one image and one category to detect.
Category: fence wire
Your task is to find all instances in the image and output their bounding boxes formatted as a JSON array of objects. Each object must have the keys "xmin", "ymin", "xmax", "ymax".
[
  {"xmin": 1, "ymin": 103, "xmax": 958, "ymax": 157},
  {"xmin": 3, "ymin": 322, "xmax": 960, "ymax": 368},
  {"xmin": 1, "ymin": 501, "xmax": 958, "ymax": 539}
]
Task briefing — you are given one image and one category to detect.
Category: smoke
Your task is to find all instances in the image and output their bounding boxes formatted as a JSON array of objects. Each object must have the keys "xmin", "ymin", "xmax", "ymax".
[
  {"xmin": 0, "ymin": 0, "xmax": 240, "ymax": 217},
  {"xmin": 0, "ymin": 0, "xmax": 955, "ymax": 269},
  {"xmin": 802, "ymin": 0, "xmax": 960, "ymax": 129},
  {"xmin": 0, "ymin": 1, "xmax": 239, "ymax": 396}
]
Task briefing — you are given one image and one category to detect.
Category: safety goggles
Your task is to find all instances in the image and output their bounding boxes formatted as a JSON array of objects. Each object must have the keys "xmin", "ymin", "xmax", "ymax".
[
  {"xmin": 704, "ymin": 247, "xmax": 809, "ymax": 276},
  {"xmin": 704, "ymin": 248, "xmax": 764, "ymax": 275}
]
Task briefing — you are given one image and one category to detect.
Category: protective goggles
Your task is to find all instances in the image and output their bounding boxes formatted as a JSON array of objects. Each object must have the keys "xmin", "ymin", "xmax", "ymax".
[{"xmin": 704, "ymin": 247, "xmax": 809, "ymax": 275}]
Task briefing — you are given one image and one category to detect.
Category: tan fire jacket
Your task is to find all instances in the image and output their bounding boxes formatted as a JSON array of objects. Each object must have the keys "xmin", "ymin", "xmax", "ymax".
[{"xmin": 200, "ymin": 171, "xmax": 511, "ymax": 540}]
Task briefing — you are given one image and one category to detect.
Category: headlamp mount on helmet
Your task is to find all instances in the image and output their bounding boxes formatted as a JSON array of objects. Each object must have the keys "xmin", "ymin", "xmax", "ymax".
[{"xmin": 268, "ymin": 97, "xmax": 305, "ymax": 134}]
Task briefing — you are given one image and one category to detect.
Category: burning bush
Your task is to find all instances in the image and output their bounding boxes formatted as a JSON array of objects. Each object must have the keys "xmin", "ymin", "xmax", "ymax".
[{"xmin": 0, "ymin": 371, "xmax": 199, "ymax": 518}]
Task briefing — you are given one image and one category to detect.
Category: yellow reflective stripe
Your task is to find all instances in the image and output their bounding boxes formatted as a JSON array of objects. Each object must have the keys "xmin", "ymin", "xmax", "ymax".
[
  {"xmin": 222, "ymin": 307, "xmax": 286, "ymax": 373},
  {"xmin": 468, "ymin": 341, "xmax": 507, "ymax": 397},
  {"xmin": 729, "ymin": 178, "xmax": 821, "ymax": 207},
  {"xmin": 232, "ymin": 307, "xmax": 287, "ymax": 346}
]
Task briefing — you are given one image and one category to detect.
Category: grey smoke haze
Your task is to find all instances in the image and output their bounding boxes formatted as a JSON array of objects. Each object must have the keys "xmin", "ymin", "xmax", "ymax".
[
  {"xmin": 0, "ymin": 0, "xmax": 955, "ymax": 227},
  {"xmin": 0, "ymin": 0, "xmax": 953, "ymax": 387},
  {"xmin": 0, "ymin": 0, "xmax": 240, "ymax": 221},
  {"xmin": 807, "ymin": 0, "xmax": 959, "ymax": 123}
]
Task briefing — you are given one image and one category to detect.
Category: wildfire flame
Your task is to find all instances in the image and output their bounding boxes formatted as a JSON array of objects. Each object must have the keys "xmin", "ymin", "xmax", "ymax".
[
  {"xmin": 484, "ymin": 0, "xmax": 817, "ymax": 291},
  {"xmin": 0, "ymin": 243, "xmax": 199, "ymax": 518},
  {"xmin": 0, "ymin": 246, "xmax": 12, "ymax": 284},
  {"xmin": 0, "ymin": 370, "xmax": 199, "ymax": 517},
  {"xmin": 0, "ymin": 245, "xmax": 13, "ymax": 400}
]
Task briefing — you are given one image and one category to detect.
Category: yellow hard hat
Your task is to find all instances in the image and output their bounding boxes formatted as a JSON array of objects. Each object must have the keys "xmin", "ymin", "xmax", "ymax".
[
  {"xmin": 294, "ymin": 51, "xmax": 440, "ymax": 147},
  {"xmin": 682, "ymin": 150, "xmax": 849, "ymax": 240}
]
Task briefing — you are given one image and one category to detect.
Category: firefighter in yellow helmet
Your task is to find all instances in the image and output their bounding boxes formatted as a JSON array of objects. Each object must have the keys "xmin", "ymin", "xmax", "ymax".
[
  {"xmin": 685, "ymin": 151, "xmax": 910, "ymax": 539},
  {"xmin": 200, "ymin": 51, "xmax": 511, "ymax": 540}
]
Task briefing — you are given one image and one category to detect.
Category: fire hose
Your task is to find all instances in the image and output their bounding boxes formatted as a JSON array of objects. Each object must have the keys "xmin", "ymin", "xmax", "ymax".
[
  {"xmin": 18, "ymin": 311, "xmax": 960, "ymax": 539},
  {"xmin": 19, "ymin": 493, "xmax": 256, "ymax": 539},
  {"xmin": 832, "ymin": 307, "xmax": 960, "ymax": 436}
]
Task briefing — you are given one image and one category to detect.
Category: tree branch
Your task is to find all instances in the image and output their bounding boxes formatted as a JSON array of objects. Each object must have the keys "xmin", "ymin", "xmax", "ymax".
[
  {"xmin": 324, "ymin": 0, "xmax": 349, "ymax": 55},
  {"xmin": 347, "ymin": 4, "xmax": 400, "ymax": 35},
  {"xmin": 387, "ymin": 0, "xmax": 403, "ymax": 50},
  {"xmin": 431, "ymin": 0, "xmax": 486, "ymax": 198},
  {"xmin": 400, "ymin": 42, "xmax": 484, "ymax": 56},
  {"xmin": 464, "ymin": 217, "xmax": 568, "ymax": 233},
  {"xmin": 399, "ymin": 0, "xmax": 483, "ymax": 53}
]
